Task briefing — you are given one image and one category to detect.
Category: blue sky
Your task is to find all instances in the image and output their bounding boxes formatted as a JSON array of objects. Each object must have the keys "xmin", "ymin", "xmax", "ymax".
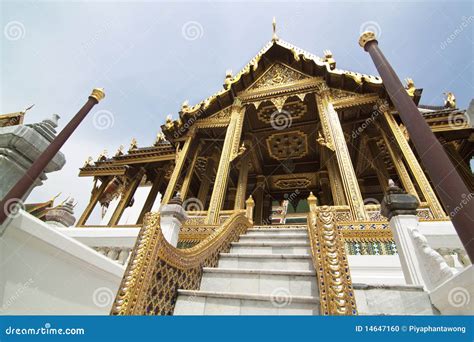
[{"xmin": 1, "ymin": 0, "xmax": 473, "ymax": 216}]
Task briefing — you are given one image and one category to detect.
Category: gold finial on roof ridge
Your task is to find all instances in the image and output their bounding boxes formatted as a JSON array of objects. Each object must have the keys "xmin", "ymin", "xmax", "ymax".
[
  {"xmin": 272, "ymin": 17, "xmax": 278, "ymax": 42},
  {"xmin": 443, "ymin": 92, "xmax": 456, "ymax": 109},
  {"xmin": 404, "ymin": 78, "xmax": 416, "ymax": 97}
]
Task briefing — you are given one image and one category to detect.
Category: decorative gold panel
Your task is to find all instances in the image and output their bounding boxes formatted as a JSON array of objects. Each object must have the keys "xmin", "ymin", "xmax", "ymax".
[
  {"xmin": 111, "ymin": 212, "xmax": 251, "ymax": 315},
  {"xmin": 307, "ymin": 206, "xmax": 357, "ymax": 315},
  {"xmin": 249, "ymin": 63, "xmax": 309, "ymax": 91},
  {"xmin": 266, "ymin": 130, "xmax": 308, "ymax": 161},
  {"xmin": 256, "ymin": 100, "xmax": 307, "ymax": 124},
  {"xmin": 274, "ymin": 177, "xmax": 311, "ymax": 189}
]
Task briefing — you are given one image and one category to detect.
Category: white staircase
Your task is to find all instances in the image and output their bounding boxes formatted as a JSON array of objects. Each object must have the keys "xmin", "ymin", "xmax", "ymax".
[{"xmin": 174, "ymin": 225, "xmax": 320, "ymax": 315}]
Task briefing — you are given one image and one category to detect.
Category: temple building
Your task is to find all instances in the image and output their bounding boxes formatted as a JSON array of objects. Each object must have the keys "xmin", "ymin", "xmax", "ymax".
[
  {"xmin": 1, "ymin": 24, "xmax": 472, "ymax": 316},
  {"xmin": 75, "ymin": 25, "xmax": 473, "ymax": 316}
]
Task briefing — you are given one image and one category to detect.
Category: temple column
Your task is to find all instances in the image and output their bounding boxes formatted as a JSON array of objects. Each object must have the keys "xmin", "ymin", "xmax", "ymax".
[
  {"xmin": 253, "ymin": 175, "xmax": 266, "ymax": 225},
  {"xmin": 321, "ymin": 148, "xmax": 346, "ymax": 205},
  {"xmin": 316, "ymin": 88, "xmax": 367, "ymax": 220},
  {"xmin": 377, "ymin": 128, "xmax": 419, "ymax": 200},
  {"xmin": 77, "ymin": 176, "xmax": 111, "ymax": 226},
  {"xmin": 440, "ymin": 139, "xmax": 474, "ymax": 192},
  {"xmin": 263, "ymin": 194, "xmax": 272, "ymax": 224},
  {"xmin": 161, "ymin": 129, "xmax": 195, "ymax": 205},
  {"xmin": 180, "ymin": 143, "xmax": 203, "ymax": 200},
  {"xmin": 108, "ymin": 168, "xmax": 145, "ymax": 226},
  {"xmin": 197, "ymin": 158, "xmax": 215, "ymax": 207},
  {"xmin": 382, "ymin": 110, "xmax": 445, "ymax": 218},
  {"xmin": 137, "ymin": 170, "xmax": 164, "ymax": 224},
  {"xmin": 206, "ymin": 102, "xmax": 245, "ymax": 224},
  {"xmin": 360, "ymin": 32, "xmax": 474, "ymax": 261},
  {"xmin": 318, "ymin": 171, "xmax": 332, "ymax": 205},
  {"xmin": 234, "ymin": 153, "xmax": 250, "ymax": 210},
  {"xmin": 366, "ymin": 138, "xmax": 390, "ymax": 194},
  {"xmin": 226, "ymin": 188, "xmax": 237, "ymax": 210}
]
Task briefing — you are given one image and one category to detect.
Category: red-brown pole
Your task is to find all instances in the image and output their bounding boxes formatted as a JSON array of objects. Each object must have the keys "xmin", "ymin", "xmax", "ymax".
[
  {"xmin": 0, "ymin": 88, "xmax": 105, "ymax": 226},
  {"xmin": 359, "ymin": 31, "xmax": 474, "ymax": 262}
]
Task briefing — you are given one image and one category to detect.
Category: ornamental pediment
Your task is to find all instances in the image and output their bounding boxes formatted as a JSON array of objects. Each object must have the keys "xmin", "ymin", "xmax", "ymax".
[{"xmin": 246, "ymin": 63, "xmax": 312, "ymax": 92}]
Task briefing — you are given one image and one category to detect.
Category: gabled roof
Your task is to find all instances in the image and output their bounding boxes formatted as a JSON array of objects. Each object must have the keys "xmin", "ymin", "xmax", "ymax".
[{"xmin": 161, "ymin": 37, "xmax": 386, "ymax": 140}]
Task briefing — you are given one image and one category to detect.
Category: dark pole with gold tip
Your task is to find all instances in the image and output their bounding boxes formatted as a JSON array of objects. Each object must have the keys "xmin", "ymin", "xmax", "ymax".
[
  {"xmin": 0, "ymin": 88, "xmax": 105, "ymax": 226},
  {"xmin": 359, "ymin": 31, "xmax": 474, "ymax": 262}
]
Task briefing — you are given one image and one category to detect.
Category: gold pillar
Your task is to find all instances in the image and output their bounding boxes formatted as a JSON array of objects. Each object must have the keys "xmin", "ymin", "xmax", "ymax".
[
  {"xmin": 318, "ymin": 171, "xmax": 332, "ymax": 205},
  {"xmin": 254, "ymin": 175, "xmax": 266, "ymax": 225},
  {"xmin": 234, "ymin": 153, "xmax": 250, "ymax": 210},
  {"xmin": 137, "ymin": 171, "xmax": 164, "ymax": 224},
  {"xmin": 316, "ymin": 87, "xmax": 367, "ymax": 220},
  {"xmin": 206, "ymin": 103, "xmax": 245, "ymax": 224},
  {"xmin": 366, "ymin": 138, "xmax": 391, "ymax": 194},
  {"xmin": 109, "ymin": 168, "xmax": 145, "ymax": 226},
  {"xmin": 77, "ymin": 176, "xmax": 111, "ymax": 226},
  {"xmin": 161, "ymin": 129, "xmax": 195, "ymax": 205},
  {"xmin": 441, "ymin": 139, "xmax": 474, "ymax": 192},
  {"xmin": 180, "ymin": 143, "xmax": 202, "ymax": 200},
  {"xmin": 382, "ymin": 110, "xmax": 445, "ymax": 218},
  {"xmin": 378, "ymin": 127, "xmax": 419, "ymax": 200},
  {"xmin": 323, "ymin": 148, "xmax": 347, "ymax": 206},
  {"xmin": 197, "ymin": 157, "xmax": 215, "ymax": 207}
]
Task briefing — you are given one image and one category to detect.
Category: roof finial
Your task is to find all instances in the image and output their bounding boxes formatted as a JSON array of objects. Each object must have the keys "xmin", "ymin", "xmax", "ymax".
[{"xmin": 272, "ymin": 17, "xmax": 278, "ymax": 42}]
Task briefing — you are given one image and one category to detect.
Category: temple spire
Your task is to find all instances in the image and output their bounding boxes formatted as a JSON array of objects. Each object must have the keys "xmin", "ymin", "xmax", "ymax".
[{"xmin": 272, "ymin": 17, "xmax": 278, "ymax": 42}]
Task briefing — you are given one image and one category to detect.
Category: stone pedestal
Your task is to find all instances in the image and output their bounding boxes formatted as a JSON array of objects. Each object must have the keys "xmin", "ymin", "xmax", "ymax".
[
  {"xmin": 0, "ymin": 115, "xmax": 65, "ymax": 198},
  {"xmin": 159, "ymin": 194, "xmax": 188, "ymax": 247},
  {"xmin": 381, "ymin": 181, "xmax": 424, "ymax": 285},
  {"xmin": 381, "ymin": 181, "xmax": 457, "ymax": 289}
]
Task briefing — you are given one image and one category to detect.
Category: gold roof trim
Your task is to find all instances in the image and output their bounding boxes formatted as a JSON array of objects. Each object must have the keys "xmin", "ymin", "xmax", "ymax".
[{"xmin": 176, "ymin": 38, "xmax": 383, "ymax": 119}]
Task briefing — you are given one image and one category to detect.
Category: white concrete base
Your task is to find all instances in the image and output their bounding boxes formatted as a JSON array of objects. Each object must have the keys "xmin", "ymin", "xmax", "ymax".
[
  {"xmin": 354, "ymin": 284, "xmax": 437, "ymax": 315},
  {"xmin": 429, "ymin": 265, "xmax": 474, "ymax": 315},
  {"xmin": 348, "ymin": 255, "xmax": 406, "ymax": 285},
  {"xmin": 0, "ymin": 211, "xmax": 125, "ymax": 315}
]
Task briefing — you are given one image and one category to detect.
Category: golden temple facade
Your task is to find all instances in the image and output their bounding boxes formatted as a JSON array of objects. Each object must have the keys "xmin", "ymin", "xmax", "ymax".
[{"xmin": 76, "ymin": 32, "xmax": 473, "ymax": 315}]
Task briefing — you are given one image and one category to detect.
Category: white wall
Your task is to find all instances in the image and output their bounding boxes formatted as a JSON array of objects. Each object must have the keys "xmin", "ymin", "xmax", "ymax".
[
  {"xmin": 348, "ymin": 255, "xmax": 405, "ymax": 285},
  {"xmin": 0, "ymin": 211, "xmax": 125, "ymax": 315}
]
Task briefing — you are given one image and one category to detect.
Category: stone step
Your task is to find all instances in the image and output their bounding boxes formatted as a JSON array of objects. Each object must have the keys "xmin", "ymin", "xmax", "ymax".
[
  {"xmin": 218, "ymin": 253, "xmax": 313, "ymax": 271},
  {"xmin": 245, "ymin": 228, "xmax": 308, "ymax": 236},
  {"xmin": 230, "ymin": 241, "xmax": 311, "ymax": 255},
  {"xmin": 238, "ymin": 234, "xmax": 309, "ymax": 243},
  {"xmin": 174, "ymin": 289, "xmax": 319, "ymax": 315},
  {"xmin": 252, "ymin": 225, "xmax": 307, "ymax": 230},
  {"xmin": 200, "ymin": 267, "xmax": 318, "ymax": 297}
]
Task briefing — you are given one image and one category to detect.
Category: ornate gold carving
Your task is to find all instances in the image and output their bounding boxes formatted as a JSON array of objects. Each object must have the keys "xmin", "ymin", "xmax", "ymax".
[
  {"xmin": 383, "ymin": 111, "xmax": 445, "ymax": 218},
  {"xmin": 161, "ymin": 133, "xmax": 193, "ymax": 204},
  {"xmin": 274, "ymin": 178, "xmax": 311, "ymax": 189},
  {"xmin": 404, "ymin": 78, "xmax": 416, "ymax": 97},
  {"xmin": 90, "ymin": 88, "xmax": 105, "ymax": 102},
  {"xmin": 307, "ymin": 205, "xmax": 357, "ymax": 315},
  {"xmin": 256, "ymin": 99, "xmax": 306, "ymax": 124},
  {"xmin": 378, "ymin": 127, "xmax": 420, "ymax": 201},
  {"xmin": 249, "ymin": 63, "xmax": 309, "ymax": 91},
  {"xmin": 323, "ymin": 50, "xmax": 336, "ymax": 70},
  {"xmin": 207, "ymin": 104, "xmax": 245, "ymax": 224},
  {"xmin": 266, "ymin": 130, "xmax": 308, "ymax": 161},
  {"xmin": 316, "ymin": 90, "xmax": 367, "ymax": 220},
  {"xmin": 358, "ymin": 31, "xmax": 377, "ymax": 48},
  {"xmin": 111, "ymin": 212, "xmax": 252, "ymax": 315},
  {"xmin": 444, "ymin": 92, "xmax": 456, "ymax": 108}
]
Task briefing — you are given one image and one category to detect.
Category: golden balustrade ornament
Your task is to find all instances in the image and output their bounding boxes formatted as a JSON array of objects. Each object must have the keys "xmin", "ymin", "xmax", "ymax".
[{"xmin": 111, "ymin": 212, "xmax": 251, "ymax": 315}]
